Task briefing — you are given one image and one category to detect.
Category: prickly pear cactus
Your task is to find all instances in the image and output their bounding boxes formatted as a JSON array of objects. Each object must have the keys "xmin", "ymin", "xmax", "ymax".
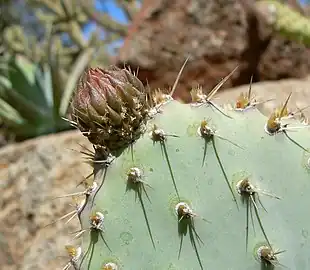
[{"xmin": 58, "ymin": 63, "xmax": 310, "ymax": 270}]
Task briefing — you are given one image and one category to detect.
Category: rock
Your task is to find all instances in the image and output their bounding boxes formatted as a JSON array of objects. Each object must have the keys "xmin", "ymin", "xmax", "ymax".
[
  {"xmin": 117, "ymin": 0, "xmax": 310, "ymax": 102},
  {"xmin": 0, "ymin": 130, "xmax": 92, "ymax": 270}
]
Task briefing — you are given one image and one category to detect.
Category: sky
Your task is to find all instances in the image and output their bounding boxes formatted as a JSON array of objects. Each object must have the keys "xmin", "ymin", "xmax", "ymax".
[
  {"xmin": 84, "ymin": 0, "xmax": 130, "ymax": 54},
  {"xmin": 97, "ymin": 0, "xmax": 129, "ymax": 24},
  {"xmin": 84, "ymin": 1, "xmax": 129, "ymax": 37}
]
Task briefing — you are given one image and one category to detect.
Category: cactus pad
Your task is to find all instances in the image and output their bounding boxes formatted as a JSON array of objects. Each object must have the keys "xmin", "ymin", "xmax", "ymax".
[
  {"xmin": 55, "ymin": 63, "xmax": 310, "ymax": 269},
  {"xmin": 69, "ymin": 94, "xmax": 310, "ymax": 269}
]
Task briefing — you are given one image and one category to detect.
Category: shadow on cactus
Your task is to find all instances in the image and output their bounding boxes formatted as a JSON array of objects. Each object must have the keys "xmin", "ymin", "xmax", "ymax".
[{"xmin": 55, "ymin": 59, "xmax": 310, "ymax": 269}]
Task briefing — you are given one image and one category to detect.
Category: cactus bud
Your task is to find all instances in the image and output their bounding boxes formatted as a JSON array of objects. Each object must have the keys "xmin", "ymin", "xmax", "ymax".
[{"xmin": 71, "ymin": 66, "xmax": 151, "ymax": 154}]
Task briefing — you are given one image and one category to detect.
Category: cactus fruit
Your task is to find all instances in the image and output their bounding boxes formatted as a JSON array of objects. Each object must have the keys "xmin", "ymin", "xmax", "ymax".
[{"xmin": 58, "ymin": 63, "xmax": 310, "ymax": 269}]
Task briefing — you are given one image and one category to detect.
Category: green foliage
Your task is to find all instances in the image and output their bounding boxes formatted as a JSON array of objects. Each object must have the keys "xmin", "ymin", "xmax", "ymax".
[
  {"xmin": 0, "ymin": 0, "xmax": 142, "ymax": 142},
  {"xmin": 2, "ymin": 0, "xmax": 138, "ymax": 69},
  {"xmin": 257, "ymin": 0, "xmax": 310, "ymax": 46},
  {"xmin": 0, "ymin": 55, "xmax": 79, "ymax": 140},
  {"xmin": 58, "ymin": 65, "xmax": 310, "ymax": 269}
]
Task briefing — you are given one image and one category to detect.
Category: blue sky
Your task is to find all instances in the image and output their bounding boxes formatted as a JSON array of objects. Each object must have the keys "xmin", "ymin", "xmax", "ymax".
[
  {"xmin": 84, "ymin": 0, "xmax": 130, "ymax": 54},
  {"xmin": 84, "ymin": 1, "xmax": 129, "ymax": 36},
  {"xmin": 96, "ymin": 0, "xmax": 129, "ymax": 24}
]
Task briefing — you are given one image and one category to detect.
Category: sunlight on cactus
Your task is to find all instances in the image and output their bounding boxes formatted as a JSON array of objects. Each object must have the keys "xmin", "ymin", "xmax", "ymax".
[{"xmin": 44, "ymin": 58, "xmax": 310, "ymax": 269}]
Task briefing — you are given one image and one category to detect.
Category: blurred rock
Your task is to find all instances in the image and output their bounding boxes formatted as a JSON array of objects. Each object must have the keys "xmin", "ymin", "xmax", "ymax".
[
  {"xmin": 0, "ymin": 130, "xmax": 92, "ymax": 270},
  {"xmin": 117, "ymin": 0, "xmax": 310, "ymax": 102}
]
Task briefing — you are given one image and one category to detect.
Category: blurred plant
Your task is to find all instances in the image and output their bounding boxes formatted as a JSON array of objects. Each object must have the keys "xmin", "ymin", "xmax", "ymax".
[
  {"xmin": 256, "ymin": 0, "xmax": 310, "ymax": 46},
  {"xmin": 2, "ymin": 0, "xmax": 141, "ymax": 69},
  {"xmin": 0, "ymin": 52, "xmax": 92, "ymax": 141},
  {"xmin": 0, "ymin": 0, "xmax": 142, "ymax": 142}
]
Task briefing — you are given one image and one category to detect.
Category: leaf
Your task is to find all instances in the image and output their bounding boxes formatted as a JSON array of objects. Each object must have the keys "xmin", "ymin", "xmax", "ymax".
[
  {"xmin": 0, "ymin": 98, "xmax": 25, "ymax": 125},
  {"xmin": 34, "ymin": 63, "xmax": 53, "ymax": 108},
  {"xmin": 7, "ymin": 57, "xmax": 48, "ymax": 109}
]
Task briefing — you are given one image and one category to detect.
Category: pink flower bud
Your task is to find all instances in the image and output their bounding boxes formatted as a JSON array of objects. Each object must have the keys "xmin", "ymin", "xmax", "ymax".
[{"xmin": 71, "ymin": 66, "xmax": 150, "ymax": 153}]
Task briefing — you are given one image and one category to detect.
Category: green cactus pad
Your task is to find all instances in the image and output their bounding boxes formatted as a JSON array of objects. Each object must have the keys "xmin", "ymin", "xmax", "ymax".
[{"xmin": 76, "ymin": 99, "xmax": 310, "ymax": 269}]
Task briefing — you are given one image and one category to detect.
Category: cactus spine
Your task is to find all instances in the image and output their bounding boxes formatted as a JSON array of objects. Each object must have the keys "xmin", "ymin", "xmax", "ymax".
[{"xmin": 50, "ymin": 61, "xmax": 310, "ymax": 269}]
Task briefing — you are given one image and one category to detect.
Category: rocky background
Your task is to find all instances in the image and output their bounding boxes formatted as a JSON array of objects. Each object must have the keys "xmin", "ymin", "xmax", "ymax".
[
  {"xmin": 2, "ymin": 0, "xmax": 310, "ymax": 269},
  {"xmin": 116, "ymin": 0, "xmax": 310, "ymax": 102}
]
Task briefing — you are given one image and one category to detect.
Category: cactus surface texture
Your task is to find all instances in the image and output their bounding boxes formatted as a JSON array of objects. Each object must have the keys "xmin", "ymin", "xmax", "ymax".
[{"xmin": 60, "ymin": 64, "xmax": 310, "ymax": 270}]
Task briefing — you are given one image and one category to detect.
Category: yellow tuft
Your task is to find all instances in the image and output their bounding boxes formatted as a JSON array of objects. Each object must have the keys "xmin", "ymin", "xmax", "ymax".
[
  {"xmin": 235, "ymin": 92, "xmax": 250, "ymax": 109},
  {"xmin": 65, "ymin": 245, "xmax": 77, "ymax": 257}
]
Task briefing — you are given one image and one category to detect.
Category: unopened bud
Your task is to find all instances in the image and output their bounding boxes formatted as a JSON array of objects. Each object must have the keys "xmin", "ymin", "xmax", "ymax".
[{"xmin": 71, "ymin": 66, "xmax": 151, "ymax": 153}]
